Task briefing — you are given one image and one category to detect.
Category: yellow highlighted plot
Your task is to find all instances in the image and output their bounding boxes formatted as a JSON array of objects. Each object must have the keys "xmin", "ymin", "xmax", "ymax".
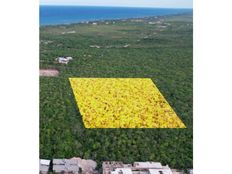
[{"xmin": 69, "ymin": 78, "xmax": 186, "ymax": 128}]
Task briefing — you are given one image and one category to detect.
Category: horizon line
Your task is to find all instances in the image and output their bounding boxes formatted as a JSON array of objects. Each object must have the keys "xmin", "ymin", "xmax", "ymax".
[{"xmin": 39, "ymin": 4, "xmax": 193, "ymax": 9}]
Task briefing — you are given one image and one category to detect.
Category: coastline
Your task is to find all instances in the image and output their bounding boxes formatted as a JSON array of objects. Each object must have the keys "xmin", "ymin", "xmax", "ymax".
[{"xmin": 40, "ymin": 11, "xmax": 192, "ymax": 27}]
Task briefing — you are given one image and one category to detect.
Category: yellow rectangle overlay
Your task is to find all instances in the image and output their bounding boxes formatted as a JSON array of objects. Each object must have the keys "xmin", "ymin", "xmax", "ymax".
[{"xmin": 69, "ymin": 78, "xmax": 186, "ymax": 128}]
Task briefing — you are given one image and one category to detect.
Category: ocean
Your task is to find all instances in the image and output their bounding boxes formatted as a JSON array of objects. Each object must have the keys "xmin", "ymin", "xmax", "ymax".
[{"xmin": 40, "ymin": 5, "xmax": 192, "ymax": 26}]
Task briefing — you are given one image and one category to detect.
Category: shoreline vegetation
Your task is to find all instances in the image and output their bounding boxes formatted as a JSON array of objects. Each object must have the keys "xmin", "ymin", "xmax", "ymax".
[{"xmin": 40, "ymin": 13, "xmax": 193, "ymax": 170}]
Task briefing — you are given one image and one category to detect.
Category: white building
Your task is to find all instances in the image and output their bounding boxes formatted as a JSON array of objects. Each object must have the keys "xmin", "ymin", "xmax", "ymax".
[
  {"xmin": 104, "ymin": 161, "xmax": 173, "ymax": 174},
  {"xmin": 148, "ymin": 168, "xmax": 173, "ymax": 174},
  {"xmin": 134, "ymin": 162, "xmax": 163, "ymax": 168},
  {"xmin": 39, "ymin": 159, "xmax": 50, "ymax": 174},
  {"xmin": 111, "ymin": 168, "xmax": 133, "ymax": 174},
  {"xmin": 53, "ymin": 158, "xmax": 79, "ymax": 174},
  {"xmin": 55, "ymin": 57, "xmax": 73, "ymax": 64}
]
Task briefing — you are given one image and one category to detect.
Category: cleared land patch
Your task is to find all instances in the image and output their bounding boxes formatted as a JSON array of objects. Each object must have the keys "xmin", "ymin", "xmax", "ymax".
[
  {"xmin": 40, "ymin": 69, "xmax": 59, "ymax": 77},
  {"xmin": 69, "ymin": 78, "xmax": 186, "ymax": 128}
]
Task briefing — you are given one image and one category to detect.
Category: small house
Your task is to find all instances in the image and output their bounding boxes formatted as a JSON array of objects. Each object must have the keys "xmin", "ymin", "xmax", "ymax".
[{"xmin": 55, "ymin": 57, "xmax": 73, "ymax": 64}]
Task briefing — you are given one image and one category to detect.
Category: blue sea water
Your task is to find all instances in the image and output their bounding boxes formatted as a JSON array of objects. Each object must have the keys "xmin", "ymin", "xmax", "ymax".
[{"xmin": 40, "ymin": 6, "xmax": 192, "ymax": 26}]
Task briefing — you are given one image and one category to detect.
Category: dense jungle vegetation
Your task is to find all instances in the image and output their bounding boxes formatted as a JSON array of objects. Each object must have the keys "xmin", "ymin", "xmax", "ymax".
[{"xmin": 40, "ymin": 13, "xmax": 193, "ymax": 169}]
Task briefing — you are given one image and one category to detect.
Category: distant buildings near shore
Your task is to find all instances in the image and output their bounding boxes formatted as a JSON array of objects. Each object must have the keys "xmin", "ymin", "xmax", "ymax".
[{"xmin": 40, "ymin": 158, "xmax": 192, "ymax": 174}]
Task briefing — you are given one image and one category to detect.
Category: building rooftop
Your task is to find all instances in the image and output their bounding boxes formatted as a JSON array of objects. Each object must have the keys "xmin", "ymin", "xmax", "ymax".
[
  {"xmin": 111, "ymin": 168, "xmax": 133, "ymax": 174},
  {"xmin": 53, "ymin": 158, "xmax": 79, "ymax": 173},
  {"xmin": 103, "ymin": 161, "xmax": 174, "ymax": 174},
  {"xmin": 149, "ymin": 168, "xmax": 173, "ymax": 174},
  {"xmin": 39, "ymin": 159, "xmax": 51, "ymax": 174},
  {"xmin": 134, "ymin": 162, "xmax": 163, "ymax": 169}
]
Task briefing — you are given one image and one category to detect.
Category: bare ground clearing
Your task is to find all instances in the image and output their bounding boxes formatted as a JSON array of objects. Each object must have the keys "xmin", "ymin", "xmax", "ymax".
[{"xmin": 40, "ymin": 69, "xmax": 59, "ymax": 77}]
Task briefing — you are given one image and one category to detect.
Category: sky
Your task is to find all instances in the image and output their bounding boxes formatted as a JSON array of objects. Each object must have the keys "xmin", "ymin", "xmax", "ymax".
[{"xmin": 40, "ymin": 0, "xmax": 193, "ymax": 8}]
